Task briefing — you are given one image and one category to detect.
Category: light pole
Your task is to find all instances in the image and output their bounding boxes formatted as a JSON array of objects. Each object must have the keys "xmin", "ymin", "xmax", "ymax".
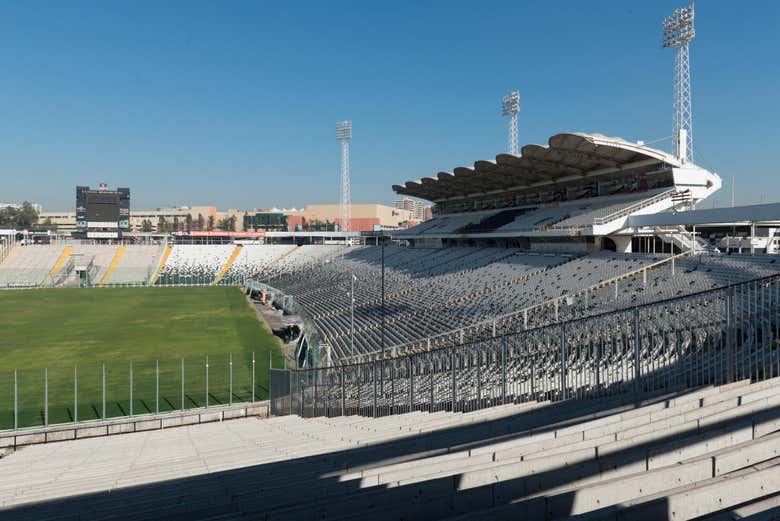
[
  {"xmin": 662, "ymin": 4, "xmax": 695, "ymax": 163},
  {"xmin": 501, "ymin": 90, "xmax": 520, "ymax": 155}
]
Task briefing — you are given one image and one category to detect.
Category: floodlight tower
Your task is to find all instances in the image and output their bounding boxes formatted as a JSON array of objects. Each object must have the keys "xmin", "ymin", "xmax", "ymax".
[
  {"xmin": 662, "ymin": 4, "xmax": 695, "ymax": 163},
  {"xmin": 501, "ymin": 91, "xmax": 520, "ymax": 155},
  {"xmin": 336, "ymin": 120, "xmax": 352, "ymax": 233}
]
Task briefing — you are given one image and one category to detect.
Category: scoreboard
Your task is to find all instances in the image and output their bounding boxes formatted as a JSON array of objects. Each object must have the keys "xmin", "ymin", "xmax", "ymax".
[{"xmin": 75, "ymin": 185, "xmax": 130, "ymax": 239}]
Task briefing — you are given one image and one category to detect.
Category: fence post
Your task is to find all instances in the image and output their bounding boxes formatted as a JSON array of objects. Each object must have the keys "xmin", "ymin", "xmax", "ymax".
[
  {"xmin": 501, "ymin": 337, "xmax": 507, "ymax": 405},
  {"xmin": 129, "ymin": 363, "xmax": 133, "ymax": 417},
  {"xmin": 74, "ymin": 366, "xmax": 78, "ymax": 423},
  {"xmin": 476, "ymin": 348, "xmax": 482, "ymax": 408},
  {"xmin": 205, "ymin": 356, "xmax": 209, "ymax": 409},
  {"xmin": 181, "ymin": 358, "xmax": 185, "ymax": 411},
  {"xmin": 409, "ymin": 356, "xmax": 414, "ymax": 413},
  {"xmin": 156, "ymin": 360, "xmax": 160, "ymax": 414},
  {"xmin": 13, "ymin": 370, "xmax": 17, "ymax": 430},
  {"xmin": 451, "ymin": 347, "xmax": 457, "ymax": 412},
  {"xmin": 252, "ymin": 352, "xmax": 256, "ymax": 402},
  {"xmin": 560, "ymin": 325, "xmax": 567, "ymax": 401},
  {"xmin": 44, "ymin": 368, "xmax": 49, "ymax": 427},
  {"xmin": 340, "ymin": 366, "xmax": 345, "ymax": 416},
  {"xmin": 102, "ymin": 364, "xmax": 106, "ymax": 420},
  {"xmin": 633, "ymin": 308, "xmax": 641, "ymax": 394},
  {"xmin": 430, "ymin": 357, "xmax": 435, "ymax": 411},
  {"xmin": 229, "ymin": 353, "xmax": 233, "ymax": 406},
  {"xmin": 726, "ymin": 286, "xmax": 734, "ymax": 383},
  {"xmin": 313, "ymin": 368, "xmax": 318, "ymax": 417},
  {"xmin": 372, "ymin": 364, "xmax": 377, "ymax": 418}
]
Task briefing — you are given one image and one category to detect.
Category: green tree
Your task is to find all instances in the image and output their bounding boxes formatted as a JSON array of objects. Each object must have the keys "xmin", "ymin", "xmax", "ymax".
[
  {"xmin": 141, "ymin": 219, "xmax": 153, "ymax": 232},
  {"xmin": 207, "ymin": 215, "xmax": 215, "ymax": 231},
  {"xmin": 185, "ymin": 213, "xmax": 193, "ymax": 231},
  {"xmin": 172, "ymin": 216, "xmax": 180, "ymax": 232},
  {"xmin": 157, "ymin": 216, "xmax": 167, "ymax": 233},
  {"xmin": 196, "ymin": 213, "xmax": 205, "ymax": 231}
]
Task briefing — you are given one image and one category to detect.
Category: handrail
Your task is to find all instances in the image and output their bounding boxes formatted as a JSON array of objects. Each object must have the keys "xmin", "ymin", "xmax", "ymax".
[
  {"xmin": 591, "ymin": 189, "xmax": 677, "ymax": 226},
  {"xmin": 341, "ymin": 250, "xmax": 693, "ymax": 364}
]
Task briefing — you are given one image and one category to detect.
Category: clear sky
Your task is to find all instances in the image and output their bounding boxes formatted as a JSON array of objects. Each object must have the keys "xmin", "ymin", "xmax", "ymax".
[{"xmin": 0, "ymin": 1, "xmax": 778, "ymax": 211}]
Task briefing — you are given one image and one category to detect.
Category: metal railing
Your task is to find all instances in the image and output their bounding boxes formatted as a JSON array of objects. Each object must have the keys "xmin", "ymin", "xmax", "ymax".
[
  {"xmin": 592, "ymin": 189, "xmax": 677, "ymax": 226},
  {"xmin": 270, "ymin": 273, "xmax": 780, "ymax": 418},
  {"xmin": 1, "ymin": 352, "xmax": 266, "ymax": 432}
]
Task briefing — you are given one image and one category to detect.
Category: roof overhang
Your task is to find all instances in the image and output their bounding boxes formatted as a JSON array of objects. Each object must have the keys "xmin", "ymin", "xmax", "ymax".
[{"xmin": 394, "ymin": 132, "xmax": 683, "ymax": 203}]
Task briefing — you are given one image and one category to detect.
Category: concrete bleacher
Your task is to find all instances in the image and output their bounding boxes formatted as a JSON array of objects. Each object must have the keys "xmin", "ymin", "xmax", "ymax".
[
  {"xmin": 156, "ymin": 244, "xmax": 236, "ymax": 285},
  {"xmin": 105, "ymin": 244, "xmax": 164, "ymax": 285},
  {"xmin": 262, "ymin": 248, "xmax": 668, "ymax": 358},
  {"xmin": 0, "ymin": 244, "xmax": 65, "ymax": 287},
  {"xmin": 1, "ymin": 377, "xmax": 779, "ymax": 520},
  {"xmin": 217, "ymin": 244, "xmax": 296, "ymax": 285}
]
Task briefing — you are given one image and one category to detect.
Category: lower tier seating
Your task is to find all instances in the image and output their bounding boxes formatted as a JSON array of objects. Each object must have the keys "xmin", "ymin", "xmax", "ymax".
[{"xmin": 1, "ymin": 377, "xmax": 779, "ymax": 520}]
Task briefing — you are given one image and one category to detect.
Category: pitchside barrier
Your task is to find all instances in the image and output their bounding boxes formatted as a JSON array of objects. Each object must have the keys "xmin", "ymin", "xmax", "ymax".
[
  {"xmin": 269, "ymin": 273, "xmax": 780, "ymax": 418},
  {"xmin": 0, "ymin": 352, "xmax": 271, "ymax": 432}
]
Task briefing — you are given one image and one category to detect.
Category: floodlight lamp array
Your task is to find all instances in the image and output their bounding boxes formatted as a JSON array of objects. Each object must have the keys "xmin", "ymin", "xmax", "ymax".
[{"xmin": 336, "ymin": 121, "xmax": 352, "ymax": 141}]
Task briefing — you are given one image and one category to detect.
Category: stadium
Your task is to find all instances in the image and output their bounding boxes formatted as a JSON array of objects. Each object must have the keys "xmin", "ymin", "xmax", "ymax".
[{"xmin": 2, "ymin": 3, "xmax": 780, "ymax": 521}]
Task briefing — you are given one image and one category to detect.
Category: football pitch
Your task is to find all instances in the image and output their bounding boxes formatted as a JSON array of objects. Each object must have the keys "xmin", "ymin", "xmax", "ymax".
[{"xmin": 0, "ymin": 286, "xmax": 284, "ymax": 429}]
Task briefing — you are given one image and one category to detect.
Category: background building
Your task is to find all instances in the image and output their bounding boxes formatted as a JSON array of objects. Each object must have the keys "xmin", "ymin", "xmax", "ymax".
[{"xmin": 395, "ymin": 197, "xmax": 430, "ymax": 222}]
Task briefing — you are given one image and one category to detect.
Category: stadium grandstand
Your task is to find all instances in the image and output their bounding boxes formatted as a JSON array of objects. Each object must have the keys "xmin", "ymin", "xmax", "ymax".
[{"xmin": 4, "ymin": 3, "xmax": 780, "ymax": 518}]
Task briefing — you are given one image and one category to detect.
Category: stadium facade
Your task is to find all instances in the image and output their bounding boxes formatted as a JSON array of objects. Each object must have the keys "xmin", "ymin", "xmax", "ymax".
[{"xmin": 393, "ymin": 132, "xmax": 722, "ymax": 253}]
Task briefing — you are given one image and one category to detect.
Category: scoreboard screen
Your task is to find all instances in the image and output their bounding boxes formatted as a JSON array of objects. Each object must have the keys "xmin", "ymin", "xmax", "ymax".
[
  {"xmin": 87, "ymin": 201, "xmax": 120, "ymax": 222},
  {"xmin": 75, "ymin": 185, "xmax": 130, "ymax": 236}
]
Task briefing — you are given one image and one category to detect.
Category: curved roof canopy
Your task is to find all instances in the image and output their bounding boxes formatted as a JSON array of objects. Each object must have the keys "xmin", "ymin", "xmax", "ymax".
[{"xmin": 393, "ymin": 132, "xmax": 681, "ymax": 202}]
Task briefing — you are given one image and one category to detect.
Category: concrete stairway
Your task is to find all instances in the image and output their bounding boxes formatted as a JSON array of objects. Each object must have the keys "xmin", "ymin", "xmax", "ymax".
[{"xmin": 1, "ymin": 378, "xmax": 780, "ymax": 520}]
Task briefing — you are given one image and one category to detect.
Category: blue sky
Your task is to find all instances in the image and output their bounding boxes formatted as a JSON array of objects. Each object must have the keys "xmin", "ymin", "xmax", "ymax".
[{"xmin": 0, "ymin": 1, "xmax": 778, "ymax": 211}]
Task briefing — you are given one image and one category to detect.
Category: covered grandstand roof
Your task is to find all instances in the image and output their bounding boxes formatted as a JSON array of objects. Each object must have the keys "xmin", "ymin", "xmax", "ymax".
[{"xmin": 393, "ymin": 132, "xmax": 681, "ymax": 202}]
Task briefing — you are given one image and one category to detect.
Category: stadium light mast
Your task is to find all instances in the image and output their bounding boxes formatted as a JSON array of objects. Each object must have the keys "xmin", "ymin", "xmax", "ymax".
[
  {"xmin": 501, "ymin": 90, "xmax": 520, "ymax": 155},
  {"xmin": 662, "ymin": 4, "xmax": 695, "ymax": 163},
  {"xmin": 336, "ymin": 121, "xmax": 352, "ymax": 234}
]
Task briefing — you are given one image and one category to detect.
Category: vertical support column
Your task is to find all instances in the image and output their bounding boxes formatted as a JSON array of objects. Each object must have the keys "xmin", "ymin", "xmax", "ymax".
[
  {"xmin": 634, "ymin": 308, "xmax": 641, "ymax": 394},
  {"xmin": 205, "ymin": 356, "xmax": 209, "ymax": 409},
  {"xmin": 229, "ymin": 353, "xmax": 233, "ymax": 406},
  {"xmin": 252, "ymin": 352, "xmax": 256, "ymax": 403}
]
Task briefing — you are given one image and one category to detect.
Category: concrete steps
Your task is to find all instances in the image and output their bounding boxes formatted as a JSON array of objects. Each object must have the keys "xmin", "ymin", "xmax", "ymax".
[{"xmin": 1, "ymin": 379, "xmax": 779, "ymax": 520}]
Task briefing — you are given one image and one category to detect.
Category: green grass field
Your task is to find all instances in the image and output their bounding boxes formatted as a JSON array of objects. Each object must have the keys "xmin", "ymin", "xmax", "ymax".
[{"xmin": 0, "ymin": 286, "xmax": 283, "ymax": 429}]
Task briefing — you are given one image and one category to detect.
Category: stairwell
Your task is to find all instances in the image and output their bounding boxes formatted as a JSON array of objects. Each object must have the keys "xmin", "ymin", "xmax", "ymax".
[
  {"xmin": 213, "ymin": 245, "xmax": 243, "ymax": 284},
  {"xmin": 150, "ymin": 245, "xmax": 173, "ymax": 285},
  {"xmin": 99, "ymin": 246, "xmax": 126, "ymax": 286},
  {"xmin": 40, "ymin": 245, "xmax": 73, "ymax": 287}
]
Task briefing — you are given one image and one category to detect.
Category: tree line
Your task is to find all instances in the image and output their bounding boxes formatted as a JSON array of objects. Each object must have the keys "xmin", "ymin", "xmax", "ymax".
[{"xmin": 142, "ymin": 213, "xmax": 240, "ymax": 233}]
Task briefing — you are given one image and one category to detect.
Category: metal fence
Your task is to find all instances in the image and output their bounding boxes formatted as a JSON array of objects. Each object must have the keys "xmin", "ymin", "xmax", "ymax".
[
  {"xmin": 270, "ymin": 273, "xmax": 780, "ymax": 418},
  {"xmin": 1, "ymin": 352, "xmax": 267, "ymax": 431}
]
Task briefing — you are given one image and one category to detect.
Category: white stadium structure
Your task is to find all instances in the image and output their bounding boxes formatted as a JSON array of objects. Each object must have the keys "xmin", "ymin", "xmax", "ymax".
[{"xmin": 4, "ymin": 4, "xmax": 780, "ymax": 518}]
